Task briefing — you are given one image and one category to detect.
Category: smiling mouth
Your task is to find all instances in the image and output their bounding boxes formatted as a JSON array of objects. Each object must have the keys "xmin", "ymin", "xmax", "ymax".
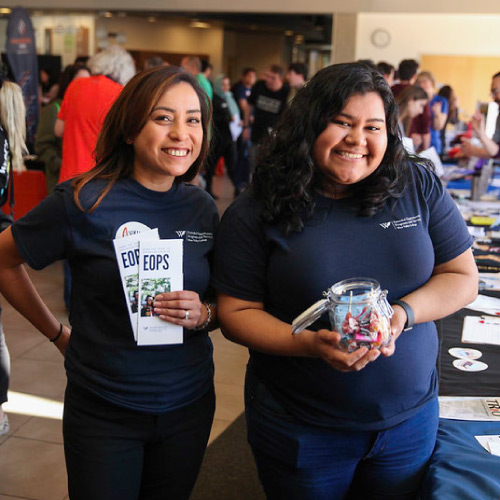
[
  {"xmin": 335, "ymin": 151, "xmax": 365, "ymax": 159},
  {"xmin": 163, "ymin": 148, "xmax": 189, "ymax": 157}
]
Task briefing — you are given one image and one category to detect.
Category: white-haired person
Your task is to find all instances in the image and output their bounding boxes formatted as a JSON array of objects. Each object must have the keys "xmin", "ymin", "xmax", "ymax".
[
  {"xmin": 55, "ymin": 45, "xmax": 136, "ymax": 183},
  {"xmin": 0, "ymin": 78, "xmax": 28, "ymax": 435}
]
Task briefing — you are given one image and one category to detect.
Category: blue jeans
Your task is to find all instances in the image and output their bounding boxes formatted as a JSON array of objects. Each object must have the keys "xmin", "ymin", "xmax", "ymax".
[
  {"xmin": 63, "ymin": 381, "xmax": 215, "ymax": 500},
  {"xmin": 245, "ymin": 371, "xmax": 438, "ymax": 500}
]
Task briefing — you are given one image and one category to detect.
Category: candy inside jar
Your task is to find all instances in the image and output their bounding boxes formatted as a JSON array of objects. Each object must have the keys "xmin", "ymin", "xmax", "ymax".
[
  {"xmin": 291, "ymin": 277, "xmax": 393, "ymax": 353},
  {"xmin": 329, "ymin": 278, "xmax": 393, "ymax": 352}
]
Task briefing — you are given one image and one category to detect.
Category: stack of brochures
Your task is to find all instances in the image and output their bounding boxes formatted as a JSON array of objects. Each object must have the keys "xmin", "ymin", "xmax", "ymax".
[{"xmin": 113, "ymin": 229, "xmax": 184, "ymax": 346}]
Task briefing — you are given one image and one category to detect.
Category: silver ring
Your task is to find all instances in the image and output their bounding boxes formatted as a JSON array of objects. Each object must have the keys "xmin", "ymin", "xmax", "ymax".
[{"xmin": 185, "ymin": 310, "xmax": 189, "ymax": 320}]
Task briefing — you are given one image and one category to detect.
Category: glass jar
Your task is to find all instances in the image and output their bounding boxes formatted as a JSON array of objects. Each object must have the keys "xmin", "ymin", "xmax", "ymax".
[{"xmin": 292, "ymin": 277, "xmax": 394, "ymax": 352}]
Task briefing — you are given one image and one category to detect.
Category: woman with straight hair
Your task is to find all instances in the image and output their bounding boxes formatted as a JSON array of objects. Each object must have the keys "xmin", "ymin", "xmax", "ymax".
[
  {"xmin": 213, "ymin": 62, "xmax": 477, "ymax": 499},
  {"xmin": 396, "ymin": 84, "xmax": 428, "ymax": 138},
  {"xmin": 0, "ymin": 65, "xmax": 218, "ymax": 500}
]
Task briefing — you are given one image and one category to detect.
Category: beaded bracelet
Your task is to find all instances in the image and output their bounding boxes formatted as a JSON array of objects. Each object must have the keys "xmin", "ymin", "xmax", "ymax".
[
  {"xmin": 194, "ymin": 302, "xmax": 212, "ymax": 331},
  {"xmin": 49, "ymin": 323, "xmax": 64, "ymax": 343}
]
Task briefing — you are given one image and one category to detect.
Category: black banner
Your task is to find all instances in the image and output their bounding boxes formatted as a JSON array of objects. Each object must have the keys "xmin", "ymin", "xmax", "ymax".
[{"xmin": 5, "ymin": 7, "xmax": 39, "ymax": 149}]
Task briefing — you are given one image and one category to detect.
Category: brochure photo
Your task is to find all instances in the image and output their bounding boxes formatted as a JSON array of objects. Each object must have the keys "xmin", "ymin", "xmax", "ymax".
[{"xmin": 137, "ymin": 239, "xmax": 184, "ymax": 346}]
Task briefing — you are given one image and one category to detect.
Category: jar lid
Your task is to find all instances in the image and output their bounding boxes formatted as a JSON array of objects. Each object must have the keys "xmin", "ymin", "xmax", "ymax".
[{"xmin": 292, "ymin": 298, "xmax": 330, "ymax": 334}]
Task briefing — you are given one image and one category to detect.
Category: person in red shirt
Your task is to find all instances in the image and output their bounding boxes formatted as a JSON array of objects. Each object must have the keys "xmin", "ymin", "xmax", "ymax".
[{"xmin": 55, "ymin": 45, "xmax": 135, "ymax": 183}]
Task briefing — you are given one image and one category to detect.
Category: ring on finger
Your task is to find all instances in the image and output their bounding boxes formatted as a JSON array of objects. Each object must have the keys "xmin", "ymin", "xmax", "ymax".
[{"xmin": 185, "ymin": 310, "xmax": 190, "ymax": 320}]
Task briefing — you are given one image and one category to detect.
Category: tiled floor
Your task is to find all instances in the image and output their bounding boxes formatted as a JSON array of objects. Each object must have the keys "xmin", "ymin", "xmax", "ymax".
[{"xmin": 0, "ymin": 173, "xmax": 248, "ymax": 500}]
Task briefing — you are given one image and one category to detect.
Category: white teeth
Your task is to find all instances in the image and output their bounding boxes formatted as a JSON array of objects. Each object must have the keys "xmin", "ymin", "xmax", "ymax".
[
  {"xmin": 165, "ymin": 149, "xmax": 188, "ymax": 157},
  {"xmin": 338, "ymin": 151, "xmax": 363, "ymax": 159}
]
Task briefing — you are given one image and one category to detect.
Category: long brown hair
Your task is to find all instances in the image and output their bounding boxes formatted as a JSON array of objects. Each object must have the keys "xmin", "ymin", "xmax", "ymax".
[{"xmin": 73, "ymin": 65, "xmax": 212, "ymax": 212}]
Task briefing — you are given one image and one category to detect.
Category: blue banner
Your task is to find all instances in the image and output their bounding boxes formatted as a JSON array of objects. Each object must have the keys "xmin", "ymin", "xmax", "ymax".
[{"xmin": 6, "ymin": 7, "xmax": 39, "ymax": 149}]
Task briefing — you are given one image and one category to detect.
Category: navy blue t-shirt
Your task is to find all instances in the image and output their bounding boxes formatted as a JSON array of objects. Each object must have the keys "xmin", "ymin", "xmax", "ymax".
[
  {"xmin": 213, "ymin": 163, "xmax": 472, "ymax": 430},
  {"xmin": 12, "ymin": 178, "xmax": 219, "ymax": 413}
]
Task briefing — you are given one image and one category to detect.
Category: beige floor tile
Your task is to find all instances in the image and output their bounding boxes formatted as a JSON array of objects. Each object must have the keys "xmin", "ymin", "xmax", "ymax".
[
  {"xmin": 20, "ymin": 337, "xmax": 66, "ymax": 363},
  {"xmin": 9, "ymin": 358, "xmax": 66, "ymax": 398},
  {"xmin": 13, "ymin": 416, "xmax": 64, "ymax": 444},
  {"xmin": 214, "ymin": 381, "xmax": 245, "ymax": 422},
  {"xmin": 2, "ymin": 326, "xmax": 44, "ymax": 359},
  {"xmin": 0, "ymin": 412, "xmax": 32, "ymax": 445},
  {"xmin": 208, "ymin": 417, "xmax": 238, "ymax": 444},
  {"xmin": 0, "ymin": 495, "xmax": 32, "ymax": 499},
  {"xmin": 0, "ymin": 436, "xmax": 67, "ymax": 500}
]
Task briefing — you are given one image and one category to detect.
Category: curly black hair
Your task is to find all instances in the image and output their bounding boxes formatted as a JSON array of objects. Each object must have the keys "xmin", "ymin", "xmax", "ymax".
[{"xmin": 251, "ymin": 62, "xmax": 410, "ymax": 235}]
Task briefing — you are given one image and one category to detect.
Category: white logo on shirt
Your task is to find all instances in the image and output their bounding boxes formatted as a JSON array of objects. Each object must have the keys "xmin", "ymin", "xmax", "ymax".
[
  {"xmin": 379, "ymin": 215, "xmax": 422, "ymax": 230},
  {"xmin": 175, "ymin": 231, "xmax": 213, "ymax": 243}
]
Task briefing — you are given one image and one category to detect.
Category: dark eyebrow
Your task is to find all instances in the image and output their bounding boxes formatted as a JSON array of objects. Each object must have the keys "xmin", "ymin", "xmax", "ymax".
[
  {"xmin": 337, "ymin": 112, "xmax": 385, "ymax": 123},
  {"xmin": 152, "ymin": 106, "xmax": 201, "ymax": 114}
]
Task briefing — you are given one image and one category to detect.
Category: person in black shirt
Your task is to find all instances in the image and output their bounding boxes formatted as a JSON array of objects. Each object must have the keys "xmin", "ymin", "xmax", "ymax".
[
  {"xmin": 243, "ymin": 65, "xmax": 289, "ymax": 173},
  {"xmin": 0, "ymin": 66, "xmax": 218, "ymax": 500}
]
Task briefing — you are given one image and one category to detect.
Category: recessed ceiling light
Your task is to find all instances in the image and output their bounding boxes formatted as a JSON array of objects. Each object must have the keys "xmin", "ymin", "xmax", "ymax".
[{"xmin": 189, "ymin": 20, "xmax": 210, "ymax": 29}]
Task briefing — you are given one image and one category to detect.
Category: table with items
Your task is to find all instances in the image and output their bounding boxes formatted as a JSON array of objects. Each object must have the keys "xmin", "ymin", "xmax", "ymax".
[{"xmin": 420, "ymin": 196, "xmax": 500, "ymax": 499}]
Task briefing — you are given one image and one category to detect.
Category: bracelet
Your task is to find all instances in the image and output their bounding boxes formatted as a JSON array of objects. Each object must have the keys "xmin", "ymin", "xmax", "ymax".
[
  {"xmin": 194, "ymin": 302, "xmax": 212, "ymax": 331},
  {"xmin": 390, "ymin": 300, "xmax": 415, "ymax": 331},
  {"xmin": 49, "ymin": 323, "xmax": 64, "ymax": 343}
]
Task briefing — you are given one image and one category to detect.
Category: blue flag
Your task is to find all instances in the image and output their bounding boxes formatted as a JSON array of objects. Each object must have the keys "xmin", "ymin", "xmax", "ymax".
[{"xmin": 6, "ymin": 7, "xmax": 39, "ymax": 149}]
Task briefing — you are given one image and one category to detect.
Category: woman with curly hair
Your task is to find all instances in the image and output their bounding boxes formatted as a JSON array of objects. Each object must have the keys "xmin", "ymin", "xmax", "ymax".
[{"xmin": 212, "ymin": 63, "xmax": 477, "ymax": 500}]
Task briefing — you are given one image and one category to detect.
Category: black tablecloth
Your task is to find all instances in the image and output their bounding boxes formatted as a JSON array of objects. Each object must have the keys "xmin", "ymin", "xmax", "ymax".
[{"xmin": 438, "ymin": 291, "xmax": 500, "ymax": 396}]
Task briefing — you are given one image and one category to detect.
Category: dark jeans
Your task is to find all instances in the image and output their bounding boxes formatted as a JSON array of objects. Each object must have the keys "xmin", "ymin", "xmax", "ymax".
[
  {"xmin": 245, "ymin": 370, "xmax": 438, "ymax": 500},
  {"xmin": 205, "ymin": 135, "xmax": 236, "ymax": 195},
  {"xmin": 233, "ymin": 135, "xmax": 252, "ymax": 190},
  {"xmin": 0, "ymin": 318, "xmax": 9, "ymax": 405},
  {"xmin": 63, "ymin": 381, "xmax": 215, "ymax": 500}
]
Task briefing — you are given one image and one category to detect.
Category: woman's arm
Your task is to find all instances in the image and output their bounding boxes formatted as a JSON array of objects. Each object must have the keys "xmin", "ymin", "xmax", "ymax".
[
  {"xmin": 217, "ymin": 292, "xmax": 381, "ymax": 372},
  {"xmin": 381, "ymin": 248, "xmax": 477, "ymax": 356},
  {"xmin": 0, "ymin": 227, "xmax": 70, "ymax": 355}
]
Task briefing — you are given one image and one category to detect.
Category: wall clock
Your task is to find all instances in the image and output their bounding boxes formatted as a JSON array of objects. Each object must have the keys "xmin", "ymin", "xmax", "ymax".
[{"xmin": 371, "ymin": 28, "xmax": 391, "ymax": 48}]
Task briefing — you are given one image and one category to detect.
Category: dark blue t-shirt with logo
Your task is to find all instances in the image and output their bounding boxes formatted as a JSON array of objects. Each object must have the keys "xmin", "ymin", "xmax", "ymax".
[
  {"xmin": 12, "ymin": 178, "xmax": 218, "ymax": 413},
  {"xmin": 213, "ymin": 163, "xmax": 472, "ymax": 430}
]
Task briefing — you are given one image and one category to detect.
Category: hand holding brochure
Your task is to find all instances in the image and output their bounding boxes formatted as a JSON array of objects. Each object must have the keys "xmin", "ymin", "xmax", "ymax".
[{"xmin": 137, "ymin": 239, "xmax": 184, "ymax": 346}]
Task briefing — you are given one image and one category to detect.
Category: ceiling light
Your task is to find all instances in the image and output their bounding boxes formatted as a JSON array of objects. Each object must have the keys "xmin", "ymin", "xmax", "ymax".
[
  {"xmin": 103, "ymin": 11, "xmax": 113, "ymax": 18},
  {"xmin": 189, "ymin": 20, "xmax": 210, "ymax": 29},
  {"xmin": 0, "ymin": 7, "xmax": 12, "ymax": 14},
  {"xmin": 284, "ymin": 30, "xmax": 294, "ymax": 36}
]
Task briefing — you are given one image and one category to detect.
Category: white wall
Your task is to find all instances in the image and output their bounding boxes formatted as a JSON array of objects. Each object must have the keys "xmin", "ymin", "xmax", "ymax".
[
  {"xmin": 100, "ymin": 17, "xmax": 225, "ymax": 75},
  {"xmin": 356, "ymin": 13, "xmax": 500, "ymax": 66}
]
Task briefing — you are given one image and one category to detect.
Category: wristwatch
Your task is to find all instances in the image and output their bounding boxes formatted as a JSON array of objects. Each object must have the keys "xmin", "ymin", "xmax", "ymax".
[{"xmin": 391, "ymin": 299, "xmax": 414, "ymax": 331}]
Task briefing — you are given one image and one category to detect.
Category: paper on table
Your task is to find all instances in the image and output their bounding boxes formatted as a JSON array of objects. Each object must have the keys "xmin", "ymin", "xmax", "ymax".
[
  {"xmin": 479, "ymin": 273, "xmax": 500, "ymax": 291},
  {"xmin": 462, "ymin": 315, "xmax": 500, "ymax": 345},
  {"xmin": 419, "ymin": 146, "xmax": 444, "ymax": 177},
  {"xmin": 137, "ymin": 239, "xmax": 184, "ymax": 346},
  {"xmin": 113, "ymin": 228, "xmax": 159, "ymax": 340},
  {"xmin": 475, "ymin": 435, "xmax": 500, "ymax": 456},
  {"xmin": 465, "ymin": 294, "xmax": 500, "ymax": 315},
  {"xmin": 439, "ymin": 396, "xmax": 500, "ymax": 420}
]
